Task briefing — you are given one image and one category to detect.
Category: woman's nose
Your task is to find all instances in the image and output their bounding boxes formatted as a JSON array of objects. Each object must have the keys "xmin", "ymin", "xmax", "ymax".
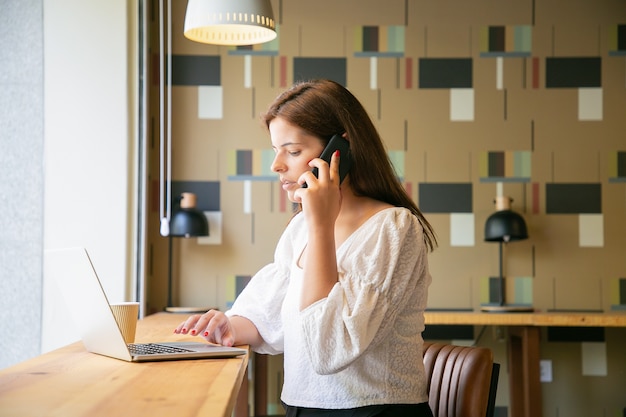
[{"xmin": 271, "ymin": 155, "xmax": 285, "ymax": 173}]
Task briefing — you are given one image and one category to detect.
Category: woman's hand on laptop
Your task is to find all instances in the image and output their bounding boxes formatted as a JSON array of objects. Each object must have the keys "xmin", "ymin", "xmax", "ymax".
[{"xmin": 174, "ymin": 310, "xmax": 235, "ymax": 347}]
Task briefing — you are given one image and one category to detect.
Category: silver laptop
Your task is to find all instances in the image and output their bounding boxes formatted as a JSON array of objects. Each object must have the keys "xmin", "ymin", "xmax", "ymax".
[{"xmin": 46, "ymin": 247, "xmax": 246, "ymax": 362}]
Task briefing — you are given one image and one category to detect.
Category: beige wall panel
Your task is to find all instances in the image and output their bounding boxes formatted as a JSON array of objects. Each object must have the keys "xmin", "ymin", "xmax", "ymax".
[
  {"xmin": 473, "ymin": 89, "xmax": 505, "ymax": 126},
  {"xmin": 347, "ymin": 57, "xmax": 374, "ymax": 91},
  {"xmin": 554, "ymin": 275, "xmax": 603, "ymax": 310},
  {"xmin": 282, "ymin": 0, "xmax": 406, "ymax": 26},
  {"xmin": 300, "ymin": 24, "xmax": 348, "ymax": 57},
  {"xmin": 423, "ymin": 149, "xmax": 472, "ymax": 182},
  {"xmin": 604, "ymin": 59, "xmax": 626, "ymax": 119},
  {"xmin": 475, "ymin": 183, "xmax": 501, "ymax": 214},
  {"xmin": 377, "ymin": 88, "xmax": 412, "ymax": 150},
  {"xmin": 404, "ymin": 22, "xmax": 425, "ymax": 56},
  {"xmin": 531, "ymin": 146, "xmax": 557, "ymax": 184},
  {"xmin": 411, "ymin": 90, "xmax": 453, "ymax": 140},
  {"xmin": 473, "ymin": 57, "xmax": 497, "ymax": 91},
  {"xmin": 272, "ymin": 23, "xmax": 300, "ymax": 58},
  {"xmin": 504, "ymin": 240, "xmax": 534, "ymax": 278},
  {"xmin": 474, "ymin": 56, "xmax": 530, "ymax": 92},
  {"xmin": 411, "ymin": 0, "xmax": 532, "ymax": 26},
  {"xmin": 552, "ymin": 148, "xmax": 603, "ymax": 183},
  {"xmin": 553, "ymin": 23, "xmax": 603, "ymax": 57},
  {"xmin": 403, "ymin": 151, "xmax": 426, "ymax": 186},
  {"xmin": 376, "ymin": 119, "xmax": 406, "ymax": 152},
  {"xmin": 541, "ymin": 328, "xmax": 626, "ymax": 414},
  {"xmin": 470, "ymin": 118, "xmax": 533, "ymax": 151},
  {"xmin": 539, "ymin": 341, "xmax": 596, "ymax": 413},
  {"xmin": 532, "ymin": 90, "xmax": 579, "ymax": 132},
  {"xmin": 506, "ymin": 88, "xmax": 540, "ymax": 124},
  {"xmin": 376, "ymin": 58, "xmax": 402, "ymax": 91},
  {"xmin": 427, "ymin": 245, "xmax": 480, "ymax": 308},
  {"xmin": 537, "ymin": 0, "xmax": 626, "ymax": 25},
  {"xmin": 423, "ymin": 24, "xmax": 472, "ymax": 57},
  {"xmin": 222, "ymin": 84, "xmax": 255, "ymax": 122},
  {"xmin": 530, "ymin": 22, "xmax": 554, "ymax": 57},
  {"xmin": 256, "ymin": 83, "xmax": 288, "ymax": 120},
  {"xmin": 506, "ymin": 58, "xmax": 531, "ymax": 91},
  {"xmin": 177, "ymin": 241, "xmax": 219, "ymax": 308}
]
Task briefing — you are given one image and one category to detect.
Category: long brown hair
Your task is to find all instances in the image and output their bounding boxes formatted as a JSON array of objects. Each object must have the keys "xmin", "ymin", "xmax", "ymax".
[{"xmin": 262, "ymin": 79, "xmax": 437, "ymax": 251}]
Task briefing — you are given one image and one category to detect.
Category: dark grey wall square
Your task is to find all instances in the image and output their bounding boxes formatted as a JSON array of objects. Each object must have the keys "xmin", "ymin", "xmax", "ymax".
[
  {"xmin": 418, "ymin": 58, "xmax": 473, "ymax": 88},
  {"xmin": 293, "ymin": 58, "xmax": 347, "ymax": 86},
  {"xmin": 545, "ymin": 57, "xmax": 601, "ymax": 88},
  {"xmin": 545, "ymin": 183, "xmax": 601, "ymax": 214},
  {"xmin": 547, "ymin": 326, "xmax": 605, "ymax": 342},
  {"xmin": 172, "ymin": 181, "xmax": 220, "ymax": 211},
  {"xmin": 494, "ymin": 406, "xmax": 508, "ymax": 417},
  {"xmin": 418, "ymin": 183, "xmax": 473, "ymax": 213},
  {"xmin": 489, "ymin": 276, "xmax": 503, "ymax": 303},
  {"xmin": 619, "ymin": 25, "xmax": 626, "ymax": 50},
  {"xmin": 237, "ymin": 150, "xmax": 253, "ymax": 176},
  {"xmin": 236, "ymin": 275, "xmax": 251, "ymax": 297},
  {"xmin": 618, "ymin": 152, "xmax": 626, "ymax": 177},
  {"xmin": 172, "ymin": 55, "xmax": 221, "ymax": 86},
  {"xmin": 422, "ymin": 324, "xmax": 474, "ymax": 340}
]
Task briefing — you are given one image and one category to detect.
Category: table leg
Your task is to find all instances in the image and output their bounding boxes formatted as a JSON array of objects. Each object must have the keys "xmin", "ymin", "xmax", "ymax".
[
  {"xmin": 508, "ymin": 326, "xmax": 542, "ymax": 417},
  {"xmin": 235, "ymin": 361, "xmax": 250, "ymax": 417},
  {"xmin": 254, "ymin": 353, "xmax": 269, "ymax": 416}
]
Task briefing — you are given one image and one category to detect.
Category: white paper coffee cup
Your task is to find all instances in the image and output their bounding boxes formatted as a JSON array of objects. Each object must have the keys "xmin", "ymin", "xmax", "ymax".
[{"xmin": 110, "ymin": 302, "xmax": 139, "ymax": 344}]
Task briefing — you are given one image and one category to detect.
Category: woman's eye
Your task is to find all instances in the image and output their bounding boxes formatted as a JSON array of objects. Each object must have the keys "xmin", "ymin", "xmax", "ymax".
[{"xmin": 289, "ymin": 151, "xmax": 301, "ymax": 156}]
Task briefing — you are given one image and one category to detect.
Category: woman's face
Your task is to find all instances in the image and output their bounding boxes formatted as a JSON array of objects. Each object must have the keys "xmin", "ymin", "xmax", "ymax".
[{"xmin": 269, "ymin": 117, "xmax": 325, "ymax": 202}]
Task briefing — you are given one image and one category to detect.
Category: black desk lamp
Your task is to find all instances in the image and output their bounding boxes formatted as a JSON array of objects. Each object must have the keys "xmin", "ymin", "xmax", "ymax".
[
  {"xmin": 166, "ymin": 192, "xmax": 209, "ymax": 313},
  {"xmin": 482, "ymin": 196, "xmax": 533, "ymax": 312}
]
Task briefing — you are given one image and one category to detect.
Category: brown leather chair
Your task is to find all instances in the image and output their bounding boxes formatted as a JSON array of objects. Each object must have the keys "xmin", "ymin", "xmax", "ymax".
[{"xmin": 423, "ymin": 342, "xmax": 499, "ymax": 417}]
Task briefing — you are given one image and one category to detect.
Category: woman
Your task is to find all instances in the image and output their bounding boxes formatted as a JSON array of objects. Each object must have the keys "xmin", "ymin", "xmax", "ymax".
[{"xmin": 175, "ymin": 79, "xmax": 437, "ymax": 417}]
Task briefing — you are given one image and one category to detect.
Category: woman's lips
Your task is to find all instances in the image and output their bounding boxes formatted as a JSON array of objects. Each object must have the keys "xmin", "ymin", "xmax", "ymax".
[{"xmin": 281, "ymin": 180, "xmax": 296, "ymax": 191}]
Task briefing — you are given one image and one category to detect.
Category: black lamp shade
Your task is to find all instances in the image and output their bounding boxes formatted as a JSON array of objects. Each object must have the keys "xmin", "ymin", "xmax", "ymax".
[
  {"xmin": 170, "ymin": 208, "xmax": 209, "ymax": 237},
  {"xmin": 484, "ymin": 210, "xmax": 528, "ymax": 242}
]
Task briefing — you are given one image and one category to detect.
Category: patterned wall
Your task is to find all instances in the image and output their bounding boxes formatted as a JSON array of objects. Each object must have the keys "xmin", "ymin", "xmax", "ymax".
[{"xmin": 147, "ymin": 1, "xmax": 626, "ymax": 414}]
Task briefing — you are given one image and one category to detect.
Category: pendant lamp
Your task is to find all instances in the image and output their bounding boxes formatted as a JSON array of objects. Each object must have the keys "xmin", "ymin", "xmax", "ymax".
[
  {"xmin": 481, "ymin": 197, "xmax": 533, "ymax": 312},
  {"xmin": 184, "ymin": 0, "xmax": 277, "ymax": 45}
]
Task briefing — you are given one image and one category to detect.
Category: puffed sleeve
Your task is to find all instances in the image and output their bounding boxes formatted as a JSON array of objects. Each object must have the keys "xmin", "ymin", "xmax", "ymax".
[
  {"xmin": 299, "ymin": 208, "xmax": 429, "ymax": 374},
  {"xmin": 225, "ymin": 214, "xmax": 302, "ymax": 355}
]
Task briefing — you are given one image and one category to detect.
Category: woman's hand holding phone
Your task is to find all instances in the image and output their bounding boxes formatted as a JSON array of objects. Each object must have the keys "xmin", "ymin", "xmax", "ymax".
[
  {"xmin": 295, "ymin": 150, "xmax": 341, "ymax": 222},
  {"xmin": 295, "ymin": 135, "xmax": 352, "ymax": 225}
]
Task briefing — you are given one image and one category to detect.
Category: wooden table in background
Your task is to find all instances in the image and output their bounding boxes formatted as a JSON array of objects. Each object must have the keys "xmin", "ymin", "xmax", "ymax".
[
  {"xmin": 0, "ymin": 312, "xmax": 249, "ymax": 417},
  {"xmin": 424, "ymin": 311, "xmax": 626, "ymax": 417}
]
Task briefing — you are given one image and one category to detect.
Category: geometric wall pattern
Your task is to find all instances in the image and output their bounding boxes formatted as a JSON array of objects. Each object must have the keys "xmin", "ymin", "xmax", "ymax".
[
  {"xmin": 479, "ymin": 151, "xmax": 531, "ymax": 182},
  {"xmin": 479, "ymin": 25, "xmax": 532, "ymax": 57},
  {"xmin": 354, "ymin": 25, "xmax": 405, "ymax": 57},
  {"xmin": 608, "ymin": 24, "xmax": 626, "ymax": 55},
  {"xmin": 608, "ymin": 151, "xmax": 626, "ymax": 182},
  {"xmin": 147, "ymin": 2, "xmax": 626, "ymax": 413}
]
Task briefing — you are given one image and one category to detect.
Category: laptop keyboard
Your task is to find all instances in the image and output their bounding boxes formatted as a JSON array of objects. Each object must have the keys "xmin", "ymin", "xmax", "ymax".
[{"xmin": 128, "ymin": 343, "xmax": 194, "ymax": 355}]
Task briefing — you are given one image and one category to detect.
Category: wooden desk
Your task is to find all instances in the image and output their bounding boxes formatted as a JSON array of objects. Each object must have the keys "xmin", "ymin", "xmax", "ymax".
[
  {"xmin": 424, "ymin": 311, "xmax": 626, "ymax": 417},
  {"xmin": 0, "ymin": 312, "xmax": 249, "ymax": 417}
]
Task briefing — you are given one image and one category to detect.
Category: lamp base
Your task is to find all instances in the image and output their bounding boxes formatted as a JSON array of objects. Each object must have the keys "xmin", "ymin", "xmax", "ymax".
[
  {"xmin": 480, "ymin": 304, "xmax": 534, "ymax": 313},
  {"xmin": 164, "ymin": 306, "xmax": 216, "ymax": 314}
]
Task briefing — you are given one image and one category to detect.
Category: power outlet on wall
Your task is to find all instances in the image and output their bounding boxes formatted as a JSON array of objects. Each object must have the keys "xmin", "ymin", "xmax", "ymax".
[{"xmin": 540, "ymin": 359, "xmax": 553, "ymax": 382}]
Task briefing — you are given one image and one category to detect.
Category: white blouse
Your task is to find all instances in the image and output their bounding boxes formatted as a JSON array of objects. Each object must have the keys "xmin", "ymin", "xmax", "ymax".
[{"xmin": 226, "ymin": 207, "xmax": 431, "ymax": 409}]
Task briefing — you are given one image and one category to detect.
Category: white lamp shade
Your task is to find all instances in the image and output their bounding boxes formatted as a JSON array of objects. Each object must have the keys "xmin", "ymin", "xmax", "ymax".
[{"xmin": 184, "ymin": 0, "xmax": 277, "ymax": 45}]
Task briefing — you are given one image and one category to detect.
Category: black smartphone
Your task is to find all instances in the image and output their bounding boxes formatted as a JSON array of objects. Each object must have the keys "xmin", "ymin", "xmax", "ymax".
[{"xmin": 303, "ymin": 134, "xmax": 353, "ymax": 188}]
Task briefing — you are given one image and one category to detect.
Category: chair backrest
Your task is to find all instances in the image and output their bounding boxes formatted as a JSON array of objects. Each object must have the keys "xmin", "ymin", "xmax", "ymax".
[{"xmin": 422, "ymin": 342, "xmax": 499, "ymax": 417}]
